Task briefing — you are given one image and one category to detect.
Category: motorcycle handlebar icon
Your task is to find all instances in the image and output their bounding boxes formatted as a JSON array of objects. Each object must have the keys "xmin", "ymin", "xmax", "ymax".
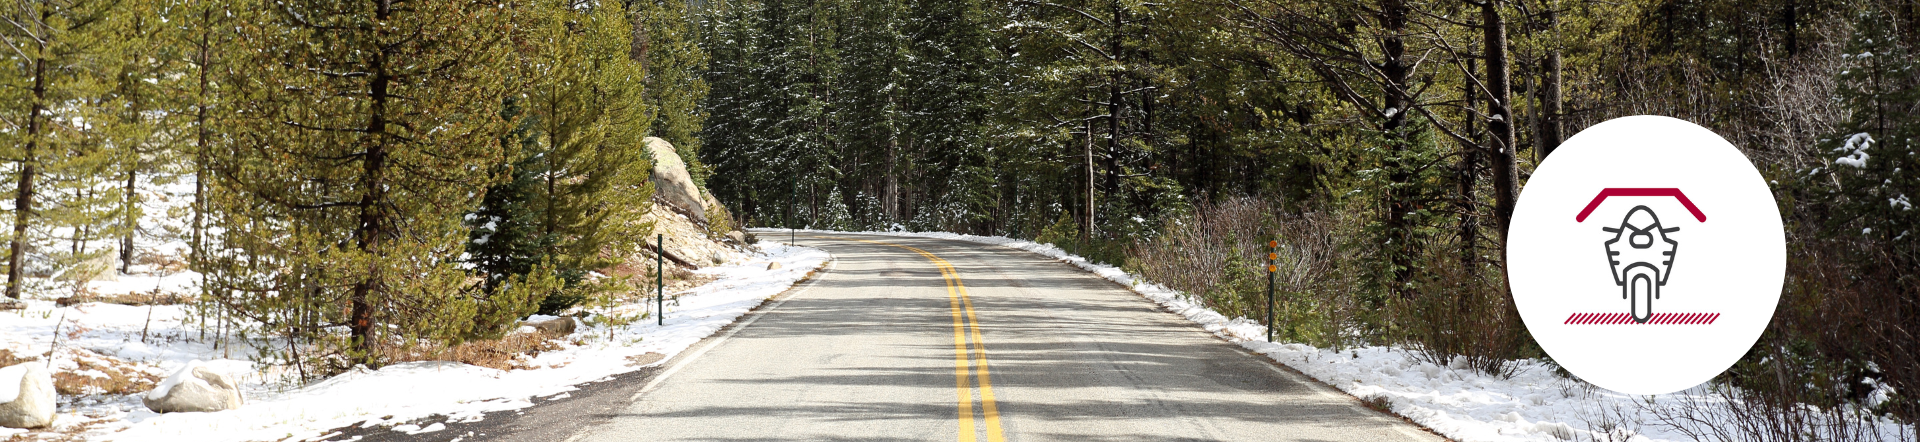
[{"xmin": 1602, "ymin": 206, "xmax": 1678, "ymax": 323}]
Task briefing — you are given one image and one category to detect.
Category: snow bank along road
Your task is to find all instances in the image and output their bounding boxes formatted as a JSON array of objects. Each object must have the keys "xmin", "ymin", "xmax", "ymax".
[{"xmin": 569, "ymin": 232, "xmax": 1441, "ymax": 441}]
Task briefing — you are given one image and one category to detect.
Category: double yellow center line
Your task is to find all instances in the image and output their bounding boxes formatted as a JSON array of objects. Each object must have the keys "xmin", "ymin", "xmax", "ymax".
[{"xmin": 824, "ymin": 237, "xmax": 1005, "ymax": 442}]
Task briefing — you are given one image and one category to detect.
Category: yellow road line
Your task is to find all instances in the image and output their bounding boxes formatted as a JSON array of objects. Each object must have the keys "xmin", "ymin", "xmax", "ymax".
[{"xmin": 819, "ymin": 236, "xmax": 1006, "ymax": 442}]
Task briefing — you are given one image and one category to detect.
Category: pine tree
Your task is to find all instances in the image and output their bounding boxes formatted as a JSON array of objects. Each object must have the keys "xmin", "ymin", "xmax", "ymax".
[
  {"xmin": 1821, "ymin": 4, "xmax": 1918, "ymax": 260},
  {"xmin": 209, "ymin": 0, "xmax": 542, "ymax": 368},
  {"xmin": 630, "ymin": 0, "xmax": 712, "ymax": 186},
  {"xmin": 99, "ymin": 0, "xmax": 180, "ymax": 275},
  {"xmin": 0, "ymin": 0, "xmax": 134, "ymax": 298},
  {"xmin": 699, "ymin": 0, "xmax": 774, "ymax": 222},
  {"xmin": 468, "ymin": 0, "xmax": 656, "ymax": 317}
]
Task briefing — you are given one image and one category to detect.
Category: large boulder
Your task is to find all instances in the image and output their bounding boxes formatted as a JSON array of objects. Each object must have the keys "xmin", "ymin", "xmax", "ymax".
[
  {"xmin": 143, "ymin": 361, "xmax": 243, "ymax": 413},
  {"xmin": 0, "ymin": 363, "xmax": 56, "ymax": 428},
  {"xmin": 644, "ymin": 137, "xmax": 708, "ymax": 223}
]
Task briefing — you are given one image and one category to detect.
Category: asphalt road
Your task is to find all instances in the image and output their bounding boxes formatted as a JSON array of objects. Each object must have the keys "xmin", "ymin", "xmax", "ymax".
[{"xmin": 557, "ymin": 232, "xmax": 1442, "ymax": 442}]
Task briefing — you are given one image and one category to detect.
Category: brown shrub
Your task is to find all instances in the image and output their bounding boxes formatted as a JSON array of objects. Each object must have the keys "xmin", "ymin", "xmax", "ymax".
[
  {"xmin": 51, "ymin": 357, "xmax": 159, "ymax": 396},
  {"xmin": 1393, "ymin": 251, "xmax": 1529, "ymax": 378},
  {"xmin": 387, "ymin": 331, "xmax": 565, "ymax": 371},
  {"xmin": 131, "ymin": 252, "xmax": 190, "ymax": 274},
  {"xmin": 1125, "ymin": 196, "xmax": 1361, "ymax": 347},
  {"xmin": 0, "ymin": 348, "xmax": 39, "ymax": 367}
]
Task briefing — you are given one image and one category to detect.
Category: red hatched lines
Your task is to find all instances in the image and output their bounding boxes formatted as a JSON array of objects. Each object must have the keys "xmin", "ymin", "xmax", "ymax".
[{"xmin": 1563, "ymin": 313, "xmax": 1720, "ymax": 324}]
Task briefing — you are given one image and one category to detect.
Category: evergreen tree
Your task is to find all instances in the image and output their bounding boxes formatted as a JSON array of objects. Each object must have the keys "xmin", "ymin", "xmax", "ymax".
[
  {"xmin": 100, "ymin": 0, "xmax": 180, "ymax": 274},
  {"xmin": 209, "ymin": 0, "xmax": 543, "ymax": 367},
  {"xmin": 1820, "ymin": 3, "xmax": 1918, "ymax": 265},
  {"xmin": 468, "ymin": 0, "xmax": 656, "ymax": 317},
  {"xmin": 631, "ymin": 0, "xmax": 712, "ymax": 186},
  {"xmin": 0, "ymin": 0, "xmax": 134, "ymax": 298},
  {"xmin": 699, "ymin": 0, "xmax": 779, "ymax": 224}
]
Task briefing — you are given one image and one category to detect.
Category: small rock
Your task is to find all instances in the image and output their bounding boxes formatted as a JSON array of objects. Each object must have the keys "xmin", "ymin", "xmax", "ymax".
[
  {"xmin": 727, "ymin": 231, "xmax": 746, "ymax": 244},
  {"xmin": 766, "ymin": 261, "xmax": 782, "ymax": 270},
  {"xmin": 144, "ymin": 362, "xmax": 244, "ymax": 413},
  {"xmin": 522, "ymin": 317, "xmax": 577, "ymax": 335},
  {"xmin": 0, "ymin": 299, "xmax": 23, "ymax": 310},
  {"xmin": 0, "ymin": 363, "xmax": 56, "ymax": 428}
]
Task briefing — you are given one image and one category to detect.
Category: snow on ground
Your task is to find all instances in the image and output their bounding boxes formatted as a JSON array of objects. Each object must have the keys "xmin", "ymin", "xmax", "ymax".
[
  {"xmin": 792, "ymin": 228, "xmax": 1914, "ymax": 442},
  {"xmin": 0, "ymin": 241, "xmax": 827, "ymax": 441}
]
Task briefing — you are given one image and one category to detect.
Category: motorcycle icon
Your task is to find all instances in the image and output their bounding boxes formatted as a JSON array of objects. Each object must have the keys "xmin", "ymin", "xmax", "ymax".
[{"xmin": 1602, "ymin": 206, "xmax": 1679, "ymax": 323}]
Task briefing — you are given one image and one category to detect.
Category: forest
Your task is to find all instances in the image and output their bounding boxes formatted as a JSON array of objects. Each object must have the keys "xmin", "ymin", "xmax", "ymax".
[
  {"xmin": 698, "ymin": 0, "xmax": 1918, "ymax": 433},
  {"xmin": 0, "ymin": 0, "xmax": 707, "ymax": 373},
  {"xmin": 0, "ymin": 0, "xmax": 1910, "ymax": 438}
]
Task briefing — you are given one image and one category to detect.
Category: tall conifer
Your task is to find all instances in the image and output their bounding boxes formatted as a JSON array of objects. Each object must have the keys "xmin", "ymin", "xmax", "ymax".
[{"xmin": 210, "ymin": 0, "xmax": 540, "ymax": 367}]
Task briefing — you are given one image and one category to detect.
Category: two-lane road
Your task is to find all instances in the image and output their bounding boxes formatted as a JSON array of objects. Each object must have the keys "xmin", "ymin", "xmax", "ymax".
[{"xmin": 570, "ymin": 232, "xmax": 1440, "ymax": 441}]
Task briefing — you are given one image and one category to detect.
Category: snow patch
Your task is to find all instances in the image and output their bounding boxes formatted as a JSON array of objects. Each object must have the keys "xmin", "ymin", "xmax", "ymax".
[
  {"xmin": 148, "ymin": 360, "xmax": 212, "ymax": 400},
  {"xmin": 1836, "ymin": 133, "xmax": 1873, "ymax": 168},
  {"xmin": 800, "ymin": 229, "xmax": 1917, "ymax": 442}
]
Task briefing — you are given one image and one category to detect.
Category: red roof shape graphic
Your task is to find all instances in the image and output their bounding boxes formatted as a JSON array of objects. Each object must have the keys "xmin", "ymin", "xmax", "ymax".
[{"xmin": 1575, "ymin": 188, "xmax": 1707, "ymax": 223}]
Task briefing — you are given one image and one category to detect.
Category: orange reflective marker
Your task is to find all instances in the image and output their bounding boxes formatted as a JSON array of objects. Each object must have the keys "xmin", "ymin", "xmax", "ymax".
[
  {"xmin": 1266, "ymin": 264, "xmax": 1277, "ymax": 273},
  {"xmin": 1267, "ymin": 252, "xmax": 1278, "ymax": 260},
  {"xmin": 1268, "ymin": 240, "xmax": 1278, "ymax": 248}
]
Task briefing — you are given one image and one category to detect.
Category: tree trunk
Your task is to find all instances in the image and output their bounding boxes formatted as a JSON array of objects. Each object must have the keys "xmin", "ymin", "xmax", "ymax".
[
  {"xmin": 1540, "ymin": 3, "xmax": 1566, "ymax": 159},
  {"xmin": 1085, "ymin": 92, "xmax": 1096, "ymax": 241},
  {"xmin": 192, "ymin": 9, "xmax": 209, "ymax": 264},
  {"xmin": 1381, "ymin": 0, "xmax": 1415, "ymax": 300},
  {"xmin": 350, "ymin": 1, "xmax": 396, "ymax": 366},
  {"xmin": 1460, "ymin": 56, "xmax": 1480, "ymax": 267},
  {"xmin": 122, "ymin": 171, "xmax": 136, "ymax": 274},
  {"xmin": 1482, "ymin": 0, "xmax": 1520, "ymax": 257},
  {"xmin": 7, "ymin": 58, "xmax": 47, "ymax": 300}
]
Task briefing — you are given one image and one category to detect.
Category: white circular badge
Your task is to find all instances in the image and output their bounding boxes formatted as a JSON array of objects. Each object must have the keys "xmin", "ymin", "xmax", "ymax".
[{"xmin": 1510, "ymin": 115, "xmax": 1785, "ymax": 395}]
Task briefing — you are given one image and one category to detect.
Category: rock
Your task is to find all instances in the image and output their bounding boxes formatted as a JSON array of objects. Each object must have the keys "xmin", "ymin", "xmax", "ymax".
[
  {"xmin": 0, "ymin": 363, "xmax": 56, "ymax": 428},
  {"xmin": 522, "ymin": 317, "xmax": 576, "ymax": 335},
  {"xmin": 0, "ymin": 299, "xmax": 23, "ymax": 311},
  {"xmin": 727, "ymin": 231, "xmax": 746, "ymax": 244},
  {"xmin": 643, "ymin": 137, "xmax": 708, "ymax": 222},
  {"xmin": 143, "ymin": 361, "xmax": 244, "ymax": 413},
  {"xmin": 766, "ymin": 261, "xmax": 783, "ymax": 271},
  {"xmin": 55, "ymin": 251, "xmax": 119, "ymax": 282}
]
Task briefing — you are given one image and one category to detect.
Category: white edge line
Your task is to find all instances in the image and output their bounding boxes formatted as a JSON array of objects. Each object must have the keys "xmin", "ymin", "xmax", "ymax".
[
  {"xmin": 635, "ymin": 256, "xmax": 836, "ymax": 398},
  {"xmin": 558, "ymin": 256, "xmax": 836, "ymax": 442}
]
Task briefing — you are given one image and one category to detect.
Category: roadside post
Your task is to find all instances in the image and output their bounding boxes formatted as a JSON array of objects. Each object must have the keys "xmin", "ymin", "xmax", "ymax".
[
  {"xmin": 1266, "ymin": 240, "xmax": 1278, "ymax": 342},
  {"xmin": 658, "ymin": 234, "xmax": 665, "ymax": 326},
  {"xmin": 789, "ymin": 175, "xmax": 797, "ymax": 245}
]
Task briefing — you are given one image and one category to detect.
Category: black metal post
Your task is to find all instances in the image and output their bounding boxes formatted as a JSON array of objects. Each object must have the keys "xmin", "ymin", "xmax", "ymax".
[
  {"xmin": 658, "ymin": 234, "xmax": 665, "ymax": 326},
  {"xmin": 789, "ymin": 174, "xmax": 796, "ymax": 245},
  {"xmin": 1267, "ymin": 240, "xmax": 1277, "ymax": 342}
]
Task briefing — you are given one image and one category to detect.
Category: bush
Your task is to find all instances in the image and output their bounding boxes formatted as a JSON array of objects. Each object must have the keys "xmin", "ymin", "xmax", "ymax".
[
  {"xmin": 1392, "ymin": 249, "xmax": 1531, "ymax": 377},
  {"xmin": 1124, "ymin": 196, "xmax": 1365, "ymax": 348}
]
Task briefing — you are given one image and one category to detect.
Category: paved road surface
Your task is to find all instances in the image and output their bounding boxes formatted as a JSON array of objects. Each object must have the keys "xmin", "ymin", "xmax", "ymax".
[{"xmin": 561, "ymin": 232, "xmax": 1440, "ymax": 442}]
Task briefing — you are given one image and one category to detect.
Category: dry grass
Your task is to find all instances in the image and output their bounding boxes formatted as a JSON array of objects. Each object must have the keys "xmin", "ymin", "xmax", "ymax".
[
  {"xmin": 51, "ymin": 355, "xmax": 159, "ymax": 396},
  {"xmin": 626, "ymin": 352, "xmax": 666, "ymax": 367},
  {"xmin": 387, "ymin": 331, "xmax": 566, "ymax": 371},
  {"xmin": 1360, "ymin": 394, "xmax": 1394, "ymax": 413},
  {"xmin": 54, "ymin": 289, "xmax": 192, "ymax": 307},
  {"xmin": 131, "ymin": 251, "xmax": 189, "ymax": 274},
  {"xmin": 0, "ymin": 348, "xmax": 38, "ymax": 367}
]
